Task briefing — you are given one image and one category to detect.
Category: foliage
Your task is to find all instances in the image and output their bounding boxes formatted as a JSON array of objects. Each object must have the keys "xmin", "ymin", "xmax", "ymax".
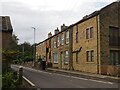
[
  {"xmin": 24, "ymin": 55, "xmax": 33, "ymax": 62},
  {"xmin": 2, "ymin": 50, "xmax": 21, "ymax": 63},
  {"xmin": 2, "ymin": 72, "xmax": 19, "ymax": 89},
  {"xmin": 2, "ymin": 34, "xmax": 33, "ymax": 89},
  {"xmin": 3, "ymin": 34, "xmax": 33, "ymax": 63},
  {"xmin": 2, "ymin": 34, "xmax": 20, "ymax": 63},
  {"xmin": 9, "ymin": 34, "xmax": 19, "ymax": 51},
  {"xmin": 19, "ymin": 42, "xmax": 33, "ymax": 63}
]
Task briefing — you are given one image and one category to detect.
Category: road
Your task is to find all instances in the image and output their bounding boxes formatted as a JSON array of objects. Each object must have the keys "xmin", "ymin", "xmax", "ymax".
[{"xmin": 11, "ymin": 65, "xmax": 119, "ymax": 89}]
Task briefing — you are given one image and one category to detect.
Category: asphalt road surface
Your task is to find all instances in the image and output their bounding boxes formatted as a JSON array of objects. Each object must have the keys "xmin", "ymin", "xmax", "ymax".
[{"xmin": 11, "ymin": 65, "xmax": 119, "ymax": 89}]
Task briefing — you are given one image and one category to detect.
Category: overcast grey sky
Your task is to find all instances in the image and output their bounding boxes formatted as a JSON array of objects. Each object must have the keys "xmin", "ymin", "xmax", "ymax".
[{"xmin": 1, "ymin": 0, "xmax": 116, "ymax": 44}]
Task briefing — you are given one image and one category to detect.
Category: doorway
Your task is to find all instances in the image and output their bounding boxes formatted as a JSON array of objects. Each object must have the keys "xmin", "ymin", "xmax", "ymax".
[{"xmin": 60, "ymin": 52, "xmax": 63, "ymax": 69}]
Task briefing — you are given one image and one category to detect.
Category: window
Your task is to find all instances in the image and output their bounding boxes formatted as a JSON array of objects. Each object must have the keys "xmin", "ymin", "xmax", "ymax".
[
  {"xmin": 76, "ymin": 32, "xmax": 78, "ymax": 43},
  {"xmin": 115, "ymin": 52, "xmax": 119, "ymax": 65},
  {"xmin": 64, "ymin": 51, "xmax": 69, "ymax": 64},
  {"xmin": 54, "ymin": 53, "xmax": 58, "ymax": 63},
  {"xmin": 76, "ymin": 52, "xmax": 79, "ymax": 63},
  {"xmin": 90, "ymin": 27, "xmax": 94, "ymax": 38},
  {"xmin": 110, "ymin": 52, "xmax": 114, "ymax": 65},
  {"xmin": 86, "ymin": 28, "xmax": 89, "ymax": 39},
  {"xmin": 61, "ymin": 33, "xmax": 64, "ymax": 45},
  {"xmin": 54, "ymin": 37, "xmax": 56, "ymax": 48},
  {"xmin": 91, "ymin": 50, "xmax": 94, "ymax": 62},
  {"xmin": 58, "ymin": 36, "xmax": 60, "ymax": 47},
  {"xmin": 2, "ymin": 17, "xmax": 7, "ymax": 30},
  {"xmin": 87, "ymin": 51, "xmax": 91, "ymax": 62},
  {"xmin": 87, "ymin": 50, "xmax": 94, "ymax": 62},
  {"xmin": 66, "ymin": 31, "xmax": 69, "ymax": 44},
  {"xmin": 109, "ymin": 26, "xmax": 119, "ymax": 46},
  {"xmin": 86, "ymin": 27, "xmax": 94, "ymax": 39},
  {"xmin": 110, "ymin": 51, "xmax": 120, "ymax": 65}
]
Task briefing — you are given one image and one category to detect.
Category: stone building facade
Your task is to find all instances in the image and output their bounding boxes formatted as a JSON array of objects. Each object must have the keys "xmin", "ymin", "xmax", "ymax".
[
  {"xmin": 99, "ymin": 1, "xmax": 120, "ymax": 75},
  {"xmin": 36, "ymin": 1, "xmax": 120, "ymax": 75},
  {"xmin": 72, "ymin": 12, "xmax": 99, "ymax": 74},
  {"xmin": 0, "ymin": 16, "xmax": 13, "ymax": 71},
  {"xmin": 50, "ymin": 25, "xmax": 71, "ymax": 69},
  {"xmin": 0, "ymin": 16, "xmax": 13, "ymax": 50},
  {"xmin": 72, "ymin": 1, "xmax": 120, "ymax": 75},
  {"xmin": 36, "ymin": 41, "xmax": 46, "ymax": 61}
]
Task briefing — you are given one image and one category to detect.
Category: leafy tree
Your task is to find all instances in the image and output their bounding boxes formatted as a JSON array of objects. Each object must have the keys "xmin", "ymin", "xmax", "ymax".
[
  {"xmin": 3, "ymin": 34, "xmax": 33, "ymax": 64},
  {"xmin": 9, "ymin": 34, "xmax": 19, "ymax": 51},
  {"xmin": 2, "ymin": 34, "xmax": 20, "ymax": 72},
  {"xmin": 2, "ymin": 72, "xmax": 19, "ymax": 89},
  {"xmin": 19, "ymin": 42, "xmax": 33, "ymax": 63}
]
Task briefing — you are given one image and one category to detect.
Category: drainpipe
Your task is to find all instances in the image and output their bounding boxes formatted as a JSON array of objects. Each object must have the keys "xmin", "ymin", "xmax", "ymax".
[
  {"xmin": 96, "ymin": 15, "xmax": 100, "ymax": 74},
  {"xmin": 69, "ymin": 27, "xmax": 74, "ymax": 70}
]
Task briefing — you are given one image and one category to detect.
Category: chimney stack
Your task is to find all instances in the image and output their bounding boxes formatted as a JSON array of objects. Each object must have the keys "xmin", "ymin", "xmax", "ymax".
[
  {"xmin": 54, "ymin": 27, "xmax": 59, "ymax": 35},
  {"xmin": 61, "ymin": 24, "xmax": 67, "ymax": 31},
  {"xmin": 48, "ymin": 32, "xmax": 52, "ymax": 38}
]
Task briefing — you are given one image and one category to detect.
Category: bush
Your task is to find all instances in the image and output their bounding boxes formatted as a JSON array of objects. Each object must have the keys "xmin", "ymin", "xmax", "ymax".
[
  {"xmin": 2, "ymin": 72, "xmax": 19, "ymax": 90},
  {"xmin": 24, "ymin": 56, "xmax": 33, "ymax": 62}
]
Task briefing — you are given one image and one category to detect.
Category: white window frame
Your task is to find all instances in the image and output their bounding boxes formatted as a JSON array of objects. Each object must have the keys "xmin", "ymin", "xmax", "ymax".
[
  {"xmin": 61, "ymin": 33, "xmax": 64, "ymax": 45},
  {"xmin": 58, "ymin": 36, "xmax": 60, "ymax": 47},
  {"xmin": 66, "ymin": 31, "xmax": 69, "ymax": 44},
  {"xmin": 64, "ymin": 51, "xmax": 69, "ymax": 64},
  {"xmin": 54, "ymin": 37, "xmax": 56, "ymax": 48},
  {"xmin": 53, "ymin": 53, "xmax": 58, "ymax": 63}
]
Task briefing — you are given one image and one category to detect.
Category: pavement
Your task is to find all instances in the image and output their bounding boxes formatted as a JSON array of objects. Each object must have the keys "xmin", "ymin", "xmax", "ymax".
[{"xmin": 46, "ymin": 68, "xmax": 120, "ymax": 83}]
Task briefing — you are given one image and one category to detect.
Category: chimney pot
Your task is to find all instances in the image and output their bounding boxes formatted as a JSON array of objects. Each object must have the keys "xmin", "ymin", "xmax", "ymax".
[
  {"xmin": 61, "ymin": 24, "xmax": 67, "ymax": 31},
  {"xmin": 48, "ymin": 32, "xmax": 52, "ymax": 38},
  {"xmin": 54, "ymin": 27, "xmax": 59, "ymax": 35}
]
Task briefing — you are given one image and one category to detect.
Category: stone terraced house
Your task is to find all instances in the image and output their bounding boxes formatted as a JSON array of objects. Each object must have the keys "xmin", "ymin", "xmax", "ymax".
[{"xmin": 36, "ymin": 1, "xmax": 120, "ymax": 75}]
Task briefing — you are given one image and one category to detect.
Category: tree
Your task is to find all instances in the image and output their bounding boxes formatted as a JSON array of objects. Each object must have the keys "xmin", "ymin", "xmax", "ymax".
[
  {"xmin": 3, "ymin": 34, "xmax": 33, "ymax": 65},
  {"xmin": 2, "ymin": 34, "xmax": 20, "ymax": 72},
  {"xmin": 19, "ymin": 42, "xmax": 33, "ymax": 63},
  {"xmin": 9, "ymin": 34, "xmax": 19, "ymax": 51}
]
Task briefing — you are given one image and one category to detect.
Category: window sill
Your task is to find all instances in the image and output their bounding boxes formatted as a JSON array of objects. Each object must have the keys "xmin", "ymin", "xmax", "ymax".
[
  {"xmin": 109, "ymin": 46, "xmax": 120, "ymax": 49},
  {"xmin": 86, "ymin": 38, "xmax": 94, "ymax": 41},
  {"xmin": 66, "ymin": 42, "xmax": 69, "ymax": 45},
  {"xmin": 76, "ymin": 62, "xmax": 79, "ymax": 64},
  {"xmin": 54, "ymin": 63, "xmax": 59, "ymax": 64},
  {"xmin": 64, "ymin": 63, "xmax": 68, "ymax": 65},
  {"xmin": 109, "ymin": 64, "xmax": 120, "ymax": 66},
  {"xmin": 86, "ymin": 62, "xmax": 94, "ymax": 64}
]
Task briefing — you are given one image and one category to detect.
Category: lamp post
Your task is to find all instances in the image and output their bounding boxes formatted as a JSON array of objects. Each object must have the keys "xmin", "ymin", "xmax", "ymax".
[{"xmin": 32, "ymin": 27, "xmax": 36, "ymax": 67}]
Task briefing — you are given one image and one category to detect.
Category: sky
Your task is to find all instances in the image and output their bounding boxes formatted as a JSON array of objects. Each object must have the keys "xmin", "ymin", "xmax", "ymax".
[{"xmin": 0, "ymin": 0, "xmax": 117, "ymax": 44}]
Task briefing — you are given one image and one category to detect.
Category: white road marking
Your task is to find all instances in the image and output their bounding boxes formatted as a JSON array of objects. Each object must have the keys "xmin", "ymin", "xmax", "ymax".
[
  {"xmin": 55, "ymin": 73, "xmax": 71, "ymax": 78},
  {"xmin": 22, "ymin": 76, "xmax": 35, "ymax": 86},
  {"xmin": 53, "ymin": 72, "xmax": 114, "ymax": 85},
  {"xmin": 23, "ymin": 67, "xmax": 52, "ymax": 74},
  {"xmin": 86, "ymin": 79, "xmax": 113, "ymax": 84}
]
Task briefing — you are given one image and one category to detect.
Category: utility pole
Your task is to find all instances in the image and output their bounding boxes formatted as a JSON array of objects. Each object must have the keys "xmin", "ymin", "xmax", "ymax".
[{"xmin": 32, "ymin": 27, "xmax": 36, "ymax": 67}]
